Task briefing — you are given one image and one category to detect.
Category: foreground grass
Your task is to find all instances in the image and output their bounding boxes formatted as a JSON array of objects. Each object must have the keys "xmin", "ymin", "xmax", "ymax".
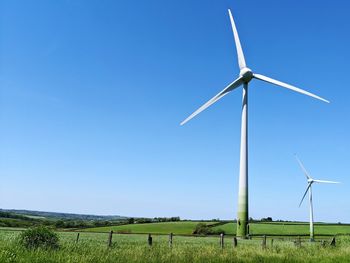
[{"xmin": 0, "ymin": 230, "xmax": 350, "ymax": 262}]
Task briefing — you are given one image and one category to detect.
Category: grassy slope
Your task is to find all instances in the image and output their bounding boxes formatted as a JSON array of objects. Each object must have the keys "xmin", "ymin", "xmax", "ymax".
[
  {"xmin": 82, "ymin": 221, "xmax": 216, "ymax": 235},
  {"xmin": 0, "ymin": 230, "xmax": 350, "ymax": 262},
  {"xmin": 212, "ymin": 223, "xmax": 350, "ymax": 235}
]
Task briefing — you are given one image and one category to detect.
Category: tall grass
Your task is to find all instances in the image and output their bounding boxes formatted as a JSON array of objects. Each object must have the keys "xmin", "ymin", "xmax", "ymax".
[{"xmin": 0, "ymin": 230, "xmax": 349, "ymax": 262}]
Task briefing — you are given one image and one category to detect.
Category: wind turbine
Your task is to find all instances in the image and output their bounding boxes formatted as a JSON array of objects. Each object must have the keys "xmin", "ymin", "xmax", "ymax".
[
  {"xmin": 181, "ymin": 9, "xmax": 329, "ymax": 238},
  {"xmin": 296, "ymin": 156, "xmax": 340, "ymax": 241}
]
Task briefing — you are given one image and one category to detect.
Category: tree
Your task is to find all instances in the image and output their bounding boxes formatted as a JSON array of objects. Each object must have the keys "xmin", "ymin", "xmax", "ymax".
[{"xmin": 261, "ymin": 217, "xmax": 273, "ymax": 222}]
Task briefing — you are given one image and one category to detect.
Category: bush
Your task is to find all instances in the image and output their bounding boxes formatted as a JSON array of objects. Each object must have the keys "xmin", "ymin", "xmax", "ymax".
[
  {"xmin": 19, "ymin": 226, "xmax": 59, "ymax": 250},
  {"xmin": 192, "ymin": 223, "xmax": 213, "ymax": 235}
]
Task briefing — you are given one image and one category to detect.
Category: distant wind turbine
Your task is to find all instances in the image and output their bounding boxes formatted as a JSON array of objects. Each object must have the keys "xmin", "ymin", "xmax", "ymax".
[
  {"xmin": 296, "ymin": 155, "xmax": 340, "ymax": 241},
  {"xmin": 181, "ymin": 9, "xmax": 329, "ymax": 238}
]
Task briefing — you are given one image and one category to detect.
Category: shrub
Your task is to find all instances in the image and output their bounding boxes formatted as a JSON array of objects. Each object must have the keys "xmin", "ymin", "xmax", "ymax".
[
  {"xmin": 192, "ymin": 223, "xmax": 213, "ymax": 235},
  {"xmin": 19, "ymin": 226, "xmax": 59, "ymax": 250}
]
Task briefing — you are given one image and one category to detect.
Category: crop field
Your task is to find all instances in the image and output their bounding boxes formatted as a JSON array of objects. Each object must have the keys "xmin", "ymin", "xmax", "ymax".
[{"xmin": 0, "ymin": 229, "xmax": 350, "ymax": 262}]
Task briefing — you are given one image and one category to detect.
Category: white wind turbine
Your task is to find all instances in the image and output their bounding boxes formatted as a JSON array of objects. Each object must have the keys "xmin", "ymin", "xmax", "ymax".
[
  {"xmin": 296, "ymin": 156, "xmax": 340, "ymax": 241},
  {"xmin": 181, "ymin": 9, "xmax": 329, "ymax": 238}
]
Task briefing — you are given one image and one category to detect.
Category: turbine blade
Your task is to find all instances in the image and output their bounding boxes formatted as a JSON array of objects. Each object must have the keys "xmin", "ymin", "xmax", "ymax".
[
  {"xmin": 180, "ymin": 77, "xmax": 243, "ymax": 125},
  {"xmin": 253, "ymin": 73, "xmax": 330, "ymax": 103},
  {"xmin": 295, "ymin": 155, "xmax": 311, "ymax": 180},
  {"xmin": 313, "ymin": 179, "xmax": 340, "ymax": 184},
  {"xmin": 299, "ymin": 183, "xmax": 312, "ymax": 207},
  {"xmin": 228, "ymin": 9, "xmax": 246, "ymax": 69}
]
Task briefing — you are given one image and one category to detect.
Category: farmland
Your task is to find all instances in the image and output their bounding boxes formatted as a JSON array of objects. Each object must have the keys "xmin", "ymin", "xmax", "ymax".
[
  {"xmin": 82, "ymin": 221, "xmax": 350, "ymax": 237},
  {"xmin": 82, "ymin": 221, "xmax": 217, "ymax": 235},
  {"xmin": 212, "ymin": 222, "xmax": 350, "ymax": 236},
  {"xmin": 0, "ymin": 229, "xmax": 350, "ymax": 262}
]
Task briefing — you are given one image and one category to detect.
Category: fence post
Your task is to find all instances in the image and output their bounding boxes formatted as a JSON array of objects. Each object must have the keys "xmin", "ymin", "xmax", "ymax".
[
  {"xmin": 330, "ymin": 237, "xmax": 336, "ymax": 247},
  {"xmin": 262, "ymin": 235, "xmax": 266, "ymax": 249},
  {"xmin": 76, "ymin": 233, "xmax": 80, "ymax": 243},
  {"xmin": 294, "ymin": 236, "xmax": 301, "ymax": 248},
  {"xmin": 271, "ymin": 238, "xmax": 274, "ymax": 248},
  {"xmin": 107, "ymin": 231, "xmax": 113, "ymax": 247},
  {"xmin": 220, "ymin": 233, "xmax": 224, "ymax": 249},
  {"xmin": 169, "ymin": 233, "xmax": 173, "ymax": 248},
  {"xmin": 148, "ymin": 234, "xmax": 153, "ymax": 246},
  {"xmin": 233, "ymin": 237, "xmax": 237, "ymax": 248}
]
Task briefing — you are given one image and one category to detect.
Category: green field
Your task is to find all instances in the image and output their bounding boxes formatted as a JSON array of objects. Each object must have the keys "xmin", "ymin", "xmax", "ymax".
[
  {"xmin": 0, "ymin": 229, "xmax": 350, "ymax": 262},
  {"xmin": 212, "ymin": 222, "xmax": 350, "ymax": 236},
  {"xmin": 82, "ymin": 221, "xmax": 217, "ymax": 235},
  {"xmin": 82, "ymin": 221, "xmax": 350, "ymax": 237}
]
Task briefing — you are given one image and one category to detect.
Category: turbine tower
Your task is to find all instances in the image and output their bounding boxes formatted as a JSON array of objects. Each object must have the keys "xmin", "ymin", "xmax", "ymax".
[
  {"xmin": 181, "ymin": 9, "xmax": 329, "ymax": 238},
  {"xmin": 296, "ymin": 156, "xmax": 340, "ymax": 241}
]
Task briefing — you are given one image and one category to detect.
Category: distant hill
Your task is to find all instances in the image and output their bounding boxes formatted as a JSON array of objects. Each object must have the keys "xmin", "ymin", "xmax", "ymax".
[{"xmin": 0, "ymin": 209, "xmax": 127, "ymax": 221}]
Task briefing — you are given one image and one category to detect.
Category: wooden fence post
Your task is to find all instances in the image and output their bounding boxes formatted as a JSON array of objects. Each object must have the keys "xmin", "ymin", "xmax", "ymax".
[
  {"xmin": 330, "ymin": 237, "xmax": 336, "ymax": 247},
  {"xmin": 262, "ymin": 235, "xmax": 266, "ymax": 249},
  {"xmin": 220, "ymin": 233, "xmax": 224, "ymax": 249},
  {"xmin": 107, "ymin": 231, "xmax": 113, "ymax": 247},
  {"xmin": 169, "ymin": 233, "xmax": 173, "ymax": 248},
  {"xmin": 76, "ymin": 233, "xmax": 80, "ymax": 243},
  {"xmin": 294, "ymin": 236, "xmax": 301, "ymax": 248},
  {"xmin": 148, "ymin": 234, "xmax": 153, "ymax": 246},
  {"xmin": 233, "ymin": 237, "xmax": 237, "ymax": 248},
  {"xmin": 271, "ymin": 238, "xmax": 274, "ymax": 248}
]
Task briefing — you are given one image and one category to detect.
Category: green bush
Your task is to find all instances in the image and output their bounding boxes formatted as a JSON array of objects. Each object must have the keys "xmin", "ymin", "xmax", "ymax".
[
  {"xmin": 192, "ymin": 223, "xmax": 213, "ymax": 235},
  {"xmin": 19, "ymin": 226, "xmax": 59, "ymax": 249}
]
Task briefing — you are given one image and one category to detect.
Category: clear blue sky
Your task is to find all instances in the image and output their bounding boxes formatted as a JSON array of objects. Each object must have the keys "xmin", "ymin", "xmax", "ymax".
[{"xmin": 1, "ymin": 0, "xmax": 349, "ymax": 222}]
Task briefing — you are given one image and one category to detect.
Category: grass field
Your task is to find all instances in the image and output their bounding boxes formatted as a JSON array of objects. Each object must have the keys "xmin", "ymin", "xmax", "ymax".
[
  {"xmin": 82, "ymin": 221, "xmax": 350, "ymax": 237},
  {"xmin": 0, "ymin": 229, "xmax": 350, "ymax": 262},
  {"xmin": 212, "ymin": 222, "xmax": 350, "ymax": 236},
  {"xmin": 82, "ymin": 221, "xmax": 217, "ymax": 235}
]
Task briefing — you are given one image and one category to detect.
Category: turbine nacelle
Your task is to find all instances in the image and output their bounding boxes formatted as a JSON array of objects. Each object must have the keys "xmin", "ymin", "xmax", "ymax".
[
  {"xmin": 307, "ymin": 178, "xmax": 314, "ymax": 184},
  {"xmin": 240, "ymin": 67, "xmax": 253, "ymax": 83}
]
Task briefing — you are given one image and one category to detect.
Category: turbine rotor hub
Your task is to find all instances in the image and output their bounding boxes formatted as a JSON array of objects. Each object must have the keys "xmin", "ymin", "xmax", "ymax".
[{"xmin": 240, "ymin": 67, "xmax": 253, "ymax": 82}]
